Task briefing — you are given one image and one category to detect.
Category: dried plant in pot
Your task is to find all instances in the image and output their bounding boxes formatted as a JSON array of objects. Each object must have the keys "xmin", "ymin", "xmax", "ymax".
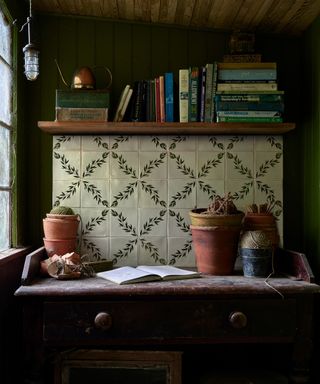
[
  {"xmin": 189, "ymin": 194, "xmax": 244, "ymax": 275},
  {"xmin": 43, "ymin": 206, "xmax": 80, "ymax": 257}
]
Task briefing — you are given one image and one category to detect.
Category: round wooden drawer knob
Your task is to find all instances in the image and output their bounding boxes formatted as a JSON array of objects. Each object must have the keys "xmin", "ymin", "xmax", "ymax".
[
  {"xmin": 229, "ymin": 311, "xmax": 247, "ymax": 329},
  {"xmin": 94, "ymin": 312, "xmax": 112, "ymax": 330}
]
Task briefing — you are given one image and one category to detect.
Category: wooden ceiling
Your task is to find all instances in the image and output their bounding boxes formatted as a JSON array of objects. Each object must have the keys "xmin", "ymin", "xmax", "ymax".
[{"xmin": 30, "ymin": 0, "xmax": 320, "ymax": 35}]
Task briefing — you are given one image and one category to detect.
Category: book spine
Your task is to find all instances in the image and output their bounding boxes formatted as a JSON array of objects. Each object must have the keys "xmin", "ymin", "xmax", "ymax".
[
  {"xmin": 56, "ymin": 90, "xmax": 110, "ymax": 108},
  {"xmin": 118, "ymin": 88, "xmax": 133, "ymax": 122},
  {"xmin": 218, "ymin": 68, "xmax": 277, "ymax": 81},
  {"xmin": 159, "ymin": 75, "xmax": 166, "ymax": 122},
  {"xmin": 179, "ymin": 69, "xmax": 189, "ymax": 122},
  {"xmin": 199, "ymin": 66, "xmax": 206, "ymax": 122},
  {"xmin": 165, "ymin": 72, "xmax": 174, "ymax": 122},
  {"xmin": 188, "ymin": 67, "xmax": 199, "ymax": 122},
  {"xmin": 216, "ymin": 101, "xmax": 284, "ymax": 112},
  {"xmin": 218, "ymin": 62, "xmax": 276, "ymax": 70},
  {"xmin": 216, "ymin": 116, "xmax": 283, "ymax": 123},
  {"xmin": 217, "ymin": 110, "xmax": 281, "ymax": 117},
  {"xmin": 216, "ymin": 93, "xmax": 284, "ymax": 102},
  {"xmin": 217, "ymin": 83, "xmax": 278, "ymax": 91},
  {"xmin": 211, "ymin": 61, "xmax": 218, "ymax": 123},
  {"xmin": 155, "ymin": 77, "xmax": 161, "ymax": 122},
  {"xmin": 55, "ymin": 107, "xmax": 108, "ymax": 121},
  {"xmin": 130, "ymin": 81, "xmax": 146, "ymax": 122},
  {"xmin": 204, "ymin": 63, "xmax": 213, "ymax": 122}
]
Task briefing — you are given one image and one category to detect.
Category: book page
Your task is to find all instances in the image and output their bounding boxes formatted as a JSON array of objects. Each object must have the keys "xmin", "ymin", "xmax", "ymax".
[
  {"xmin": 137, "ymin": 265, "xmax": 200, "ymax": 280},
  {"xmin": 97, "ymin": 266, "xmax": 160, "ymax": 285}
]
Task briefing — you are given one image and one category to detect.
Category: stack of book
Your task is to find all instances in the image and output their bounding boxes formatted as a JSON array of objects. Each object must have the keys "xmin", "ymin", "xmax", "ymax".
[
  {"xmin": 55, "ymin": 89, "xmax": 110, "ymax": 121},
  {"xmin": 215, "ymin": 62, "xmax": 283, "ymax": 123}
]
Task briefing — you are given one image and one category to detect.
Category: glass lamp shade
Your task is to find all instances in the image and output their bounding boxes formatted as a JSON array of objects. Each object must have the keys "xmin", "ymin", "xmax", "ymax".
[{"xmin": 23, "ymin": 44, "xmax": 39, "ymax": 81}]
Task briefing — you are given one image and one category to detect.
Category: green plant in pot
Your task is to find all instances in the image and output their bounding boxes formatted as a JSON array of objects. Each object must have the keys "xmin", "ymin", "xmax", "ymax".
[
  {"xmin": 43, "ymin": 206, "xmax": 80, "ymax": 257},
  {"xmin": 189, "ymin": 194, "xmax": 244, "ymax": 275}
]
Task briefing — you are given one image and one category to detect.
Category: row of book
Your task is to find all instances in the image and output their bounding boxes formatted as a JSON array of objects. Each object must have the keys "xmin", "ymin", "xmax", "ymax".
[{"xmin": 54, "ymin": 61, "xmax": 284, "ymax": 124}]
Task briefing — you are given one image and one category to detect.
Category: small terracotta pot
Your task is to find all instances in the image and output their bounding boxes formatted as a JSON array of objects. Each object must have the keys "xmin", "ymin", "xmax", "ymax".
[
  {"xmin": 43, "ymin": 217, "xmax": 79, "ymax": 239},
  {"xmin": 189, "ymin": 208, "xmax": 244, "ymax": 227},
  {"xmin": 190, "ymin": 224, "xmax": 242, "ymax": 275},
  {"xmin": 43, "ymin": 237, "xmax": 77, "ymax": 257}
]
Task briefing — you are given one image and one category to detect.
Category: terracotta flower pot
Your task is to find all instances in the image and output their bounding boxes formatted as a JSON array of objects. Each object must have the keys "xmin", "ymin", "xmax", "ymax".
[
  {"xmin": 43, "ymin": 238, "xmax": 77, "ymax": 257},
  {"xmin": 43, "ymin": 217, "xmax": 79, "ymax": 239},
  {"xmin": 189, "ymin": 209, "xmax": 244, "ymax": 275}
]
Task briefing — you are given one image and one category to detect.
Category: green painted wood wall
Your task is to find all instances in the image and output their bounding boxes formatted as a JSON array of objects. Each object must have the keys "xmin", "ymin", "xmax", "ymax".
[
  {"xmin": 23, "ymin": 14, "xmax": 304, "ymax": 258},
  {"xmin": 302, "ymin": 17, "xmax": 320, "ymax": 280}
]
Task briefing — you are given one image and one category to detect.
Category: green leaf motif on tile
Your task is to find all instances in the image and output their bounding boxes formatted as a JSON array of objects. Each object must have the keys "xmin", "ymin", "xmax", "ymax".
[
  {"xmin": 113, "ymin": 238, "xmax": 137, "ymax": 261},
  {"xmin": 140, "ymin": 156, "xmax": 165, "ymax": 178},
  {"xmin": 82, "ymin": 238, "xmax": 102, "ymax": 260},
  {"xmin": 198, "ymin": 181, "xmax": 217, "ymax": 199},
  {"xmin": 198, "ymin": 156, "xmax": 224, "ymax": 178},
  {"xmin": 82, "ymin": 153, "xmax": 109, "ymax": 178},
  {"xmin": 169, "ymin": 239, "xmax": 192, "ymax": 264},
  {"xmin": 111, "ymin": 181, "xmax": 138, "ymax": 206},
  {"xmin": 171, "ymin": 153, "xmax": 195, "ymax": 178},
  {"xmin": 115, "ymin": 154, "xmax": 137, "ymax": 178},
  {"xmin": 140, "ymin": 180, "xmax": 166, "ymax": 206},
  {"xmin": 139, "ymin": 214, "xmax": 165, "ymax": 236},
  {"xmin": 230, "ymin": 154, "xmax": 253, "ymax": 178},
  {"xmin": 54, "ymin": 153, "xmax": 80, "ymax": 178},
  {"xmin": 169, "ymin": 181, "xmax": 196, "ymax": 207},
  {"xmin": 83, "ymin": 181, "xmax": 105, "ymax": 205},
  {"xmin": 255, "ymin": 154, "xmax": 281, "ymax": 178},
  {"xmin": 94, "ymin": 136, "xmax": 109, "ymax": 149},
  {"xmin": 113, "ymin": 211, "xmax": 137, "ymax": 236},
  {"xmin": 82, "ymin": 209, "xmax": 109, "ymax": 235},
  {"xmin": 267, "ymin": 136, "xmax": 282, "ymax": 150},
  {"xmin": 140, "ymin": 238, "xmax": 164, "ymax": 264},
  {"xmin": 172, "ymin": 211, "xmax": 190, "ymax": 233},
  {"xmin": 232, "ymin": 181, "xmax": 254, "ymax": 200},
  {"xmin": 53, "ymin": 181, "xmax": 81, "ymax": 206}
]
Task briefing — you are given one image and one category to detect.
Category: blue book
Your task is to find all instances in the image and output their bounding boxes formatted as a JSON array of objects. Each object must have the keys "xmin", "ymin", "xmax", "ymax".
[
  {"xmin": 165, "ymin": 72, "xmax": 174, "ymax": 122},
  {"xmin": 218, "ymin": 68, "xmax": 277, "ymax": 81},
  {"xmin": 216, "ymin": 101, "xmax": 284, "ymax": 112}
]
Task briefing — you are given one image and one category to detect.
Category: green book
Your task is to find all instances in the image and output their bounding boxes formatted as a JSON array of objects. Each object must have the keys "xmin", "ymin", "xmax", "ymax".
[{"xmin": 56, "ymin": 89, "xmax": 110, "ymax": 108}]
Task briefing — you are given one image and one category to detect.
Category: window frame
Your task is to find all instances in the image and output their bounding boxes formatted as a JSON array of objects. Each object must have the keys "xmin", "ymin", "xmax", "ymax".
[{"xmin": 0, "ymin": 0, "xmax": 18, "ymax": 252}]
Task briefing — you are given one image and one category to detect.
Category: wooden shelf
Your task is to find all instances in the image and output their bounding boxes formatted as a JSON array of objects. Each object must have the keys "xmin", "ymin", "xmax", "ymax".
[{"xmin": 38, "ymin": 121, "xmax": 295, "ymax": 135}]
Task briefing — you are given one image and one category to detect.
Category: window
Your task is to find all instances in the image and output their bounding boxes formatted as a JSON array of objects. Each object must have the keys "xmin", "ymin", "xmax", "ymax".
[{"xmin": 0, "ymin": 3, "xmax": 14, "ymax": 252}]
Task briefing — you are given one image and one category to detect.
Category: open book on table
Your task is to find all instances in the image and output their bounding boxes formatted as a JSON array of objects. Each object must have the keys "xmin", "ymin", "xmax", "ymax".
[{"xmin": 96, "ymin": 265, "xmax": 201, "ymax": 285}]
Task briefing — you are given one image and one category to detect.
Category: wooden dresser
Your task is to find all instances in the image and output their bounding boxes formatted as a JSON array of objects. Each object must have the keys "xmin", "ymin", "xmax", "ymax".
[{"xmin": 15, "ymin": 247, "xmax": 320, "ymax": 384}]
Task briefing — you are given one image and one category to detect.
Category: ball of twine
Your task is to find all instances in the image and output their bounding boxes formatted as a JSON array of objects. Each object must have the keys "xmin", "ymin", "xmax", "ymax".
[{"xmin": 240, "ymin": 230, "xmax": 271, "ymax": 249}]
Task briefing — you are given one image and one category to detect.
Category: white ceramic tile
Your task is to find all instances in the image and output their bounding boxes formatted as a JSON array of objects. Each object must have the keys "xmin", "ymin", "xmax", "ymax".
[
  {"xmin": 52, "ymin": 180, "xmax": 81, "ymax": 207},
  {"xmin": 167, "ymin": 237, "xmax": 195, "ymax": 267},
  {"xmin": 168, "ymin": 135, "xmax": 196, "ymax": 151},
  {"xmin": 53, "ymin": 135, "xmax": 81, "ymax": 151},
  {"xmin": 168, "ymin": 208, "xmax": 191, "ymax": 237},
  {"xmin": 168, "ymin": 151, "xmax": 196, "ymax": 179},
  {"xmin": 82, "ymin": 135, "xmax": 109, "ymax": 151},
  {"xmin": 82, "ymin": 151, "xmax": 109, "ymax": 179},
  {"xmin": 225, "ymin": 135, "xmax": 253, "ymax": 151},
  {"xmin": 254, "ymin": 135, "xmax": 283, "ymax": 151},
  {"xmin": 138, "ymin": 236, "xmax": 167, "ymax": 265},
  {"xmin": 110, "ymin": 237, "xmax": 138, "ymax": 266},
  {"xmin": 110, "ymin": 135, "xmax": 138, "ymax": 151},
  {"xmin": 139, "ymin": 136, "xmax": 168, "ymax": 151},
  {"xmin": 81, "ymin": 179, "xmax": 109, "ymax": 208},
  {"xmin": 197, "ymin": 136, "xmax": 226, "ymax": 151},
  {"xmin": 139, "ymin": 180, "xmax": 167, "ymax": 208},
  {"xmin": 80, "ymin": 207, "xmax": 109, "ymax": 237},
  {"xmin": 110, "ymin": 151, "xmax": 139, "ymax": 179},
  {"xmin": 196, "ymin": 179, "xmax": 225, "ymax": 208},
  {"xmin": 255, "ymin": 151, "xmax": 283, "ymax": 181},
  {"xmin": 81, "ymin": 237, "xmax": 109, "ymax": 261},
  {"xmin": 109, "ymin": 207, "xmax": 138, "ymax": 237},
  {"xmin": 139, "ymin": 208, "xmax": 167, "ymax": 236},
  {"xmin": 139, "ymin": 152, "xmax": 167, "ymax": 179},
  {"xmin": 197, "ymin": 151, "xmax": 225, "ymax": 179},
  {"xmin": 168, "ymin": 179, "xmax": 196, "ymax": 208},
  {"xmin": 226, "ymin": 152, "xmax": 254, "ymax": 180},
  {"xmin": 110, "ymin": 179, "xmax": 138, "ymax": 208},
  {"xmin": 53, "ymin": 151, "xmax": 81, "ymax": 181}
]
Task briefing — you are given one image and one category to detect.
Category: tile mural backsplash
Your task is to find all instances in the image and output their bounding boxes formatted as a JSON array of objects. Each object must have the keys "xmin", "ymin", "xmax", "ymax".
[{"xmin": 52, "ymin": 135, "xmax": 283, "ymax": 267}]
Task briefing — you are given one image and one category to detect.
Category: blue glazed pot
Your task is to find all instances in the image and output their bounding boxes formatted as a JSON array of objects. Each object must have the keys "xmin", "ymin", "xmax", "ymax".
[{"xmin": 240, "ymin": 248, "xmax": 272, "ymax": 277}]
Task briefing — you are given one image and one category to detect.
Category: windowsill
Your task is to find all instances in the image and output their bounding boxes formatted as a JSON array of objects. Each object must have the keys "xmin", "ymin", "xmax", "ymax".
[{"xmin": 0, "ymin": 246, "xmax": 33, "ymax": 265}]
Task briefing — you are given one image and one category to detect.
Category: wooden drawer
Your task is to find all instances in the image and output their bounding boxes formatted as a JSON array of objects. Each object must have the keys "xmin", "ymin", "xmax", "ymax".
[{"xmin": 43, "ymin": 299, "xmax": 296, "ymax": 345}]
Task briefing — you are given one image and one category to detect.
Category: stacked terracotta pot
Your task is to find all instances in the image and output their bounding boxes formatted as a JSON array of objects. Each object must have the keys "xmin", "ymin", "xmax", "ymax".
[{"xmin": 43, "ymin": 210, "xmax": 80, "ymax": 257}]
